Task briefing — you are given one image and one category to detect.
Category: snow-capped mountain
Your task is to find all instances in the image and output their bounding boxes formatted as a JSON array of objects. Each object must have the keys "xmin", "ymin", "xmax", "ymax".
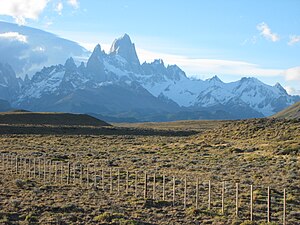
[{"xmin": 1, "ymin": 32, "xmax": 299, "ymax": 121}]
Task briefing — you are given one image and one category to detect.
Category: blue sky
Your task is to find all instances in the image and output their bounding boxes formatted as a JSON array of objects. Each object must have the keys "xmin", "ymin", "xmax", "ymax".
[{"xmin": 0, "ymin": 0, "xmax": 300, "ymax": 94}]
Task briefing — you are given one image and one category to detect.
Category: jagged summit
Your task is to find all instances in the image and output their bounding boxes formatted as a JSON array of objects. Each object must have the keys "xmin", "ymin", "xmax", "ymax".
[
  {"xmin": 64, "ymin": 57, "xmax": 77, "ymax": 71},
  {"xmin": 86, "ymin": 44, "xmax": 105, "ymax": 81},
  {"xmin": 91, "ymin": 44, "xmax": 103, "ymax": 57},
  {"xmin": 1, "ymin": 32, "xmax": 298, "ymax": 121},
  {"xmin": 153, "ymin": 59, "xmax": 164, "ymax": 65},
  {"xmin": 274, "ymin": 82, "xmax": 287, "ymax": 94},
  {"xmin": 206, "ymin": 75, "xmax": 223, "ymax": 84},
  {"xmin": 239, "ymin": 77, "xmax": 261, "ymax": 83},
  {"xmin": 109, "ymin": 34, "xmax": 140, "ymax": 66}
]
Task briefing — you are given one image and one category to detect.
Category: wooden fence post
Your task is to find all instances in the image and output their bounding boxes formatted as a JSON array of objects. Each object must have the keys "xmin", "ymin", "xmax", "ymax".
[
  {"xmin": 60, "ymin": 162, "xmax": 64, "ymax": 184},
  {"xmin": 135, "ymin": 171, "xmax": 138, "ymax": 198},
  {"xmin": 196, "ymin": 177, "xmax": 199, "ymax": 209},
  {"xmin": 153, "ymin": 173, "xmax": 156, "ymax": 200},
  {"xmin": 15, "ymin": 156, "xmax": 18, "ymax": 175},
  {"xmin": 4, "ymin": 154, "xmax": 7, "ymax": 173},
  {"xmin": 117, "ymin": 169, "xmax": 120, "ymax": 195},
  {"xmin": 184, "ymin": 176, "xmax": 187, "ymax": 209},
  {"xmin": 48, "ymin": 160, "xmax": 52, "ymax": 182},
  {"xmin": 173, "ymin": 176, "xmax": 175, "ymax": 206},
  {"xmin": 208, "ymin": 180, "xmax": 211, "ymax": 210},
  {"xmin": 9, "ymin": 155, "xmax": 12, "ymax": 174},
  {"xmin": 33, "ymin": 158, "xmax": 36, "ymax": 178},
  {"xmin": 222, "ymin": 181, "xmax": 225, "ymax": 215},
  {"xmin": 28, "ymin": 159, "xmax": 31, "ymax": 178},
  {"xmin": 6, "ymin": 154, "xmax": 9, "ymax": 173},
  {"xmin": 8, "ymin": 155, "xmax": 11, "ymax": 174},
  {"xmin": 20, "ymin": 156, "xmax": 23, "ymax": 175},
  {"xmin": 86, "ymin": 164, "xmax": 89, "ymax": 188},
  {"xmin": 236, "ymin": 183, "xmax": 239, "ymax": 217},
  {"xmin": 73, "ymin": 163, "xmax": 76, "ymax": 184},
  {"xmin": 5, "ymin": 154, "xmax": 7, "ymax": 172},
  {"xmin": 102, "ymin": 168, "xmax": 105, "ymax": 191},
  {"xmin": 43, "ymin": 158, "xmax": 46, "ymax": 182},
  {"xmin": 250, "ymin": 185, "xmax": 253, "ymax": 221},
  {"xmin": 80, "ymin": 164, "xmax": 83, "ymax": 185},
  {"xmin": 67, "ymin": 162, "xmax": 71, "ymax": 184},
  {"xmin": 55, "ymin": 162, "xmax": 58, "ymax": 183},
  {"xmin": 283, "ymin": 188, "xmax": 286, "ymax": 225},
  {"xmin": 126, "ymin": 170, "xmax": 129, "ymax": 194},
  {"xmin": 38, "ymin": 158, "xmax": 41, "ymax": 179},
  {"xmin": 1, "ymin": 154, "xmax": 4, "ymax": 171},
  {"xmin": 144, "ymin": 172, "xmax": 148, "ymax": 199},
  {"xmin": 94, "ymin": 164, "xmax": 97, "ymax": 187},
  {"xmin": 162, "ymin": 174, "xmax": 165, "ymax": 201},
  {"xmin": 267, "ymin": 186, "xmax": 271, "ymax": 223},
  {"xmin": 110, "ymin": 168, "xmax": 113, "ymax": 193}
]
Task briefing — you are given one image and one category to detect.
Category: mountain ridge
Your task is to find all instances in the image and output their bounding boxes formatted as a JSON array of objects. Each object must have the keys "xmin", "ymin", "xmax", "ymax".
[{"xmin": 0, "ymin": 26, "xmax": 299, "ymax": 121}]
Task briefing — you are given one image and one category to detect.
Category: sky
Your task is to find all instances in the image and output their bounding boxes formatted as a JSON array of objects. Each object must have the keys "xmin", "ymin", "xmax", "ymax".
[{"xmin": 0, "ymin": 0, "xmax": 300, "ymax": 95}]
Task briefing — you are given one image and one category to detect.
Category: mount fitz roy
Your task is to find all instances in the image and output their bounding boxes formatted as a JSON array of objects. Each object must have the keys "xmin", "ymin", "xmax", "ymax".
[{"xmin": 0, "ymin": 33, "xmax": 299, "ymax": 121}]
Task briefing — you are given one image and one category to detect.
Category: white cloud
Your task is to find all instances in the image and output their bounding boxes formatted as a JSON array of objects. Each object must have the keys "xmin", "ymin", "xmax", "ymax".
[
  {"xmin": 285, "ymin": 86, "xmax": 300, "ymax": 96},
  {"xmin": 55, "ymin": 2, "xmax": 63, "ymax": 15},
  {"xmin": 283, "ymin": 66, "xmax": 300, "ymax": 81},
  {"xmin": 0, "ymin": 32, "xmax": 28, "ymax": 43},
  {"xmin": 135, "ymin": 48, "xmax": 283, "ymax": 77},
  {"xmin": 288, "ymin": 35, "xmax": 300, "ymax": 46},
  {"xmin": 0, "ymin": 0, "xmax": 49, "ymax": 25},
  {"xmin": 79, "ymin": 42, "xmax": 100, "ymax": 52},
  {"xmin": 257, "ymin": 22, "xmax": 280, "ymax": 42},
  {"xmin": 67, "ymin": 0, "xmax": 79, "ymax": 9}
]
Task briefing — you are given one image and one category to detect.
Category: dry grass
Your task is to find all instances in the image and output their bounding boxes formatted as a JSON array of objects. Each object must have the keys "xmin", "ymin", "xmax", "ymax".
[{"xmin": 0, "ymin": 118, "xmax": 299, "ymax": 224}]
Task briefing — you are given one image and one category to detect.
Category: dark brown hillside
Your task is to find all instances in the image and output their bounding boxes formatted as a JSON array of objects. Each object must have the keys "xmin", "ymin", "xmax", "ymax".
[{"xmin": 0, "ymin": 112, "xmax": 111, "ymax": 127}]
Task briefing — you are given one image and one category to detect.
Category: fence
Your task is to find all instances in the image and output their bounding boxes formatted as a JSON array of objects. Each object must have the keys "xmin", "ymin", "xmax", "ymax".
[{"xmin": 0, "ymin": 153, "xmax": 292, "ymax": 224}]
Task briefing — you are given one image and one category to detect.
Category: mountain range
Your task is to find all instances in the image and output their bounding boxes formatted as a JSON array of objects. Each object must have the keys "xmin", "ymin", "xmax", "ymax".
[{"xmin": 0, "ymin": 23, "xmax": 299, "ymax": 122}]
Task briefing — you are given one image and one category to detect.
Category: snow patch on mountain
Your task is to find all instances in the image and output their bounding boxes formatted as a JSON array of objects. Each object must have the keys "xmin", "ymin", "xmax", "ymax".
[{"xmin": 3, "ymin": 33, "xmax": 298, "ymax": 119}]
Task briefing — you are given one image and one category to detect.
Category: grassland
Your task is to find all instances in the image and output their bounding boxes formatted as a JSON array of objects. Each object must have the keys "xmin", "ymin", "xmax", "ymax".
[{"xmin": 0, "ymin": 118, "xmax": 299, "ymax": 224}]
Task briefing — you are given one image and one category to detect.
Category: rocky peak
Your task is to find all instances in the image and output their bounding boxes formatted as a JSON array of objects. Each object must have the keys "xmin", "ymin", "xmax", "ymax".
[
  {"xmin": 0, "ymin": 62, "xmax": 21, "ymax": 101},
  {"xmin": 166, "ymin": 65, "xmax": 187, "ymax": 81},
  {"xmin": 86, "ymin": 44, "xmax": 105, "ymax": 81},
  {"xmin": 64, "ymin": 57, "xmax": 77, "ymax": 72},
  {"xmin": 274, "ymin": 82, "xmax": 288, "ymax": 95},
  {"xmin": 109, "ymin": 34, "xmax": 140, "ymax": 66},
  {"xmin": 206, "ymin": 75, "xmax": 223, "ymax": 86}
]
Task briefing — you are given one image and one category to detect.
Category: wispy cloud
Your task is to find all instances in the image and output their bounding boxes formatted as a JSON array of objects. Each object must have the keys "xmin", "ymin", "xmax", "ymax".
[
  {"xmin": 285, "ymin": 86, "xmax": 300, "ymax": 96},
  {"xmin": 55, "ymin": 2, "xmax": 63, "ymax": 15},
  {"xmin": 0, "ymin": 0, "xmax": 49, "ymax": 25},
  {"xmin": 67, "ymin": 0, "xmax": 79, "ymax": 9},
  {"xmin": 0, "ymin": 32, "xmax": 28, "ymax": 43},
  {"xmin": 283, "ymin": 66, "xmax": 300, "ymax": 81},
  {"xmin": 257, "ymin": 22, "xmax": 280, "ymax": 42},
  {"xmin": 135, "ymin": 48, "xmax": 283, "ymax": 78},
  {"xmin": 288, "ymin": 35, "xmax": 300, "ymax": 46}
]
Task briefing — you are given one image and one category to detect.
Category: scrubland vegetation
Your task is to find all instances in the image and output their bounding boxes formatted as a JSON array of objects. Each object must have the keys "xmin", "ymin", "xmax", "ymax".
[{"xmin": 0, "ymin": 118, "xmax": 299, "ymax": 224}]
